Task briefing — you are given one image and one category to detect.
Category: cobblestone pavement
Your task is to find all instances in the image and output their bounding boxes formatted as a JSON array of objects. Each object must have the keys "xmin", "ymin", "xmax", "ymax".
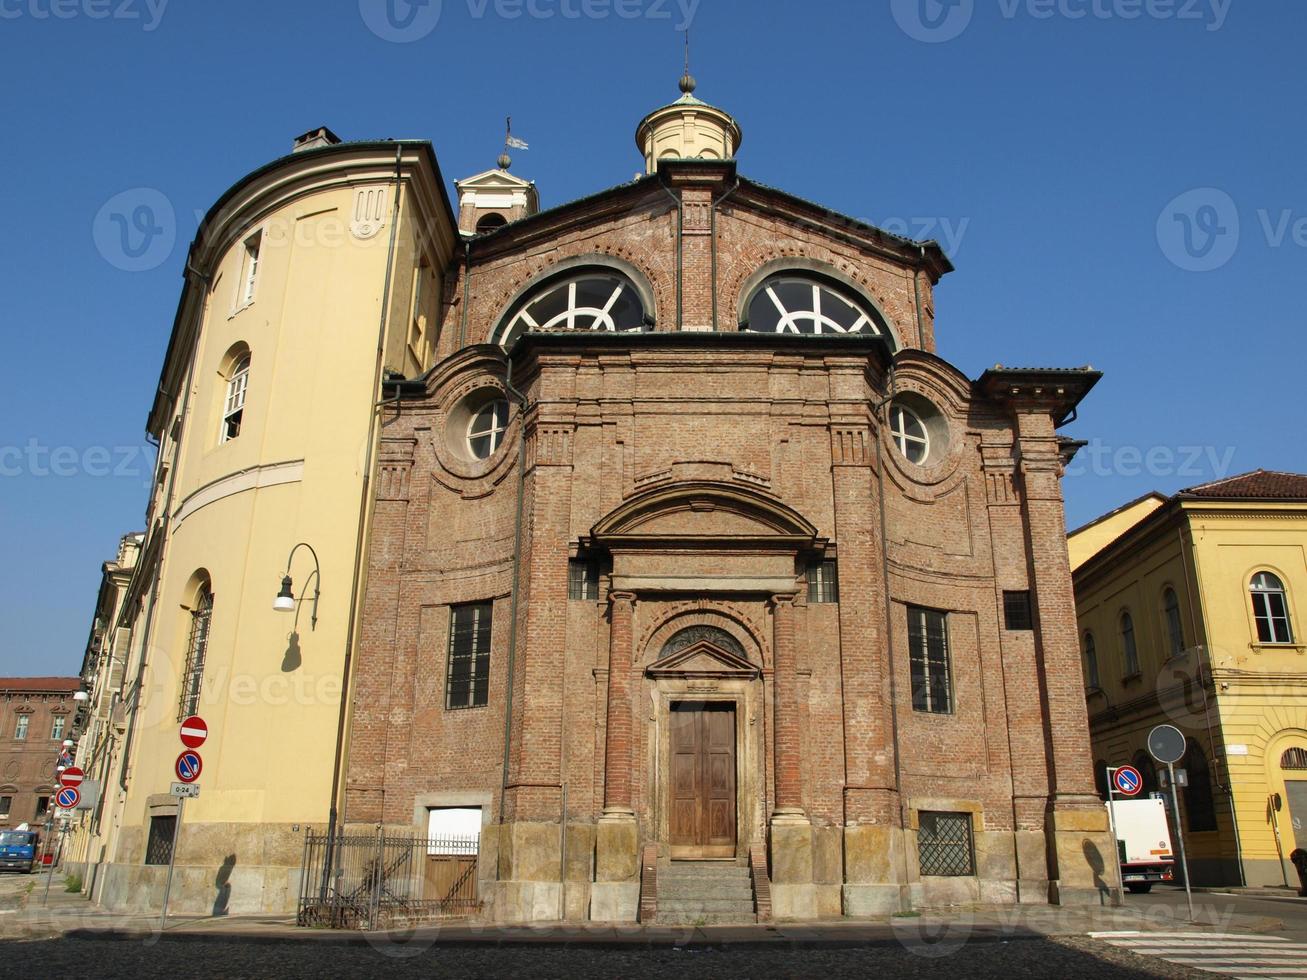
[{"xmin": 0, "ymin": 935, "xmax": 1220, "ymax": 978}]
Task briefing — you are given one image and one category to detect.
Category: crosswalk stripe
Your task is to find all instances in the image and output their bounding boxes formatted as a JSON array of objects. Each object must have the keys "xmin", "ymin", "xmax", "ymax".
[{"xmin": 1091, "ymin": 930, "xmax": 1307, "ymax": 979}]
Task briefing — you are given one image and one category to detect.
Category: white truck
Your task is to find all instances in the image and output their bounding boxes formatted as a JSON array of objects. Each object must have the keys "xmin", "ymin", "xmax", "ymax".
[{"xmin": 1107, "ymin": 797, "xmax": 1176, "ymax": 893}]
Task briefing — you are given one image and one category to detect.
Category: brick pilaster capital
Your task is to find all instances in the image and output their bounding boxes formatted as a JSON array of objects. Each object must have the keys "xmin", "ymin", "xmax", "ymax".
[
  {"xmin": 608, "ymin": 590, "xmax": 637, "ymax": 608},
  {"xmin": 769, "ymin": 593, "xmax": 798, "ymax": 610}
]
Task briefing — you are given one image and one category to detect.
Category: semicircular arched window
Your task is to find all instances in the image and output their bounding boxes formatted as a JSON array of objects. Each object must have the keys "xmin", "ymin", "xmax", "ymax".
[
  {"xmin": 494, "ymin": 269, "xmax": 647, "ymax": 350},
  {"xmin": 742, "ymin": 274, "xmax": 896, "ymax": 347}
]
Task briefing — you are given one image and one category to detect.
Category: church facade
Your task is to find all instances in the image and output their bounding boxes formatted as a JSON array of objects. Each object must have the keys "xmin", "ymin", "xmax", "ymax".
[{"xmin": 343, "ymin": 79, "xmax": 1117, "ymax": 922}]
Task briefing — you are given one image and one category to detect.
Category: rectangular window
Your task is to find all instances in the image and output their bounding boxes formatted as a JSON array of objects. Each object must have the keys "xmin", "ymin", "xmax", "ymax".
[
  {"xmin": 1003, "ymin": 590, "xmax": 1033, "ymax": 631},
  {"xmin": 0, "ymin": 796, "xmax": 11, "ymax": 817},
  {"xmin": 144, "ymin": 815, "xmax": 177, "ymax": 866},
  {"xmin": 238, "ymin": 231, "xmax": 261, "ymax": 307},
  {"xmin": 13, "ymin": 716, "xmax": 28, "ymax": 740},
  {"xmin": 34, "ymin": 796, "xmax": 50, "ymax": 820},
  {"xmin": 1253, "ymin": 591, "xmax": 1293, "ymax": 644},
  {"xmin": 179, "ymin": 592, "xmax": 214, "ymax": 720},
  {"xmin": 568, "ymin": 559, "xmax": 600, "ymax": 601},
  {"xmin": 807, "ymin": 560, "xmax": 839, "ymax": 604},
  {"xmin": 51, "ymin": 717, "xmax": 65, "ymax": 741},
  {"xmin": 446, "ymin": 602, "xmax": 492, "ymax": 710},
  {"xmin": 908, "ymin": 606, "xmax": 952, "ymax": 714},
  {"xmin": 917, "ymin": 811, "xmax": 975, "ymax": 877}
]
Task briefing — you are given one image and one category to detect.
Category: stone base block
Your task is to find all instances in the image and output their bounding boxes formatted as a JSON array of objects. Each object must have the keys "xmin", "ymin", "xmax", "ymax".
[
  {"xmin": 589, "ymin": 881, "xmax": 640, "ymax": 922},
  {"xmin": 770, "ymin": 882, "xmax": 818, "ymax": 920},
  {"xmin": 979, "ymin": 878, "xmax": 1019, "ymax": 905},
  {"xmin": 1050, "ymin": 881, "xmax": 1119, "ymax": 907},
  {"xmin": 919, "ymin": 875, "xmax": 980, "ymax": 907},
  {"xmin": 1048, "ymin": 803, "xmax": 1122, "ymax": 907},
  {"xmin": 842, "ymin": 883, "xmax": 907, "ymax": 917},
  {"xmin": 492, "ymin": 881, "xmax": 563, "ymax": 922},
  {"xmin": 843, "ymin": 824, "xmax": 900, "ymax": 885},
  {"xmin": 1017, "ymin": 878, "xmax": 1052, "ymax": 904},
  {"xmin": 595, "ymin": 815, "xmax": 639, "ymax": 883},
  {"xmin": 770, "ymin": 818, "xmax": 813, "ymax": 884}
]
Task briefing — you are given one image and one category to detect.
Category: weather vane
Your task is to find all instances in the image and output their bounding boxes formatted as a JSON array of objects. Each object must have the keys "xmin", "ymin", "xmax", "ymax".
[{"xmin": 499, "ymin": 116, "xmax": 529, "ymax": 171}]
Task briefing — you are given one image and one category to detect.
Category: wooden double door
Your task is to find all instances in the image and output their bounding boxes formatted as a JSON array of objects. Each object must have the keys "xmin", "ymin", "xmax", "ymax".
[{"xmin": 669, "ymin": 701, "xmax": 737, "ymax": 859}]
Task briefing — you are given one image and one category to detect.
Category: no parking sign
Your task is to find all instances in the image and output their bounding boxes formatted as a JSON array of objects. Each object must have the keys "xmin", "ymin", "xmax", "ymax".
[{"xmin": 1113, "ymin": 765, "xmax": 1143, "ymax": 797}]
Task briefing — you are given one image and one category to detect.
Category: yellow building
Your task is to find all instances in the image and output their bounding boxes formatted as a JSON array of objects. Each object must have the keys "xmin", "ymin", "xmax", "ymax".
[
  {"xmin": 1071, "ymin": 470, "xmax": 1307, "ymax": 887},
  {"xmin": 72, "ymin": 127, "xmax": 462, "ymax": 913}
]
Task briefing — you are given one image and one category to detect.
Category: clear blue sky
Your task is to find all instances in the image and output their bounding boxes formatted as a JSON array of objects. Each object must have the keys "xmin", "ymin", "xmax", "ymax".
[{"xmin": 1, "ymin": 0, "xmax": 1302, "ymax": 677}]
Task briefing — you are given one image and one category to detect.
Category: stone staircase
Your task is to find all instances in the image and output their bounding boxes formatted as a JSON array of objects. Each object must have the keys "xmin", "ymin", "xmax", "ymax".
[{"xmin": 655, "ymin": 861, "xmax": 756, "ymax": 925}]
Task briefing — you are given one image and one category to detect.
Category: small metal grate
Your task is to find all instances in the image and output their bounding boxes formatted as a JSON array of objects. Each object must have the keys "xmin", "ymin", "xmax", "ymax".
[
  {"xmin": 145, "ymin": 815, "xmax": 176, "ymax": 866},
  {"xmin": 1283, "ymin": 747, "xmax": 1307, "ymax": 770},
  {"xmin": 917, "ymin": 811, "xmax": 974, "ymax": 877}
]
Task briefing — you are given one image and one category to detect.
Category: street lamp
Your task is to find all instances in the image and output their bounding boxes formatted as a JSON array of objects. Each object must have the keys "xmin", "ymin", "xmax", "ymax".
[
  {"xmin": 72, "ymin": 691, "xmax": 88, "ymax": 703},
  {"xmin": 273, "ymin": 542, "xmax": 321, "ymax": 631},
  {"xmin": 61, "ymin": 740, "xmax": 73, "ymax": 749}
]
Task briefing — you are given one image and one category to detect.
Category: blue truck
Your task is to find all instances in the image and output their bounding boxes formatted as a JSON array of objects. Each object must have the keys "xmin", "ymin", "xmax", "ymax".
[{"xmin": 0, "ymin": 830, "xmax": 39, "ymax": 873}]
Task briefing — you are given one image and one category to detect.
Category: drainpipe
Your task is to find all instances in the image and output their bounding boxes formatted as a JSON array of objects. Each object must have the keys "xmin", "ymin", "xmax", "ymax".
[
  {"xmin": 913, "ymin": 255, "xmax": 926, "ymax": 346},
  {"xmin": 499, "ymin": 351, "xmax": 530, "ymax": 831},
  {"xmin": 1179, "ymin": 522, "xmax": 1247, "ymax": 886},
  {"xmin": 323, "ymin": 144, "xmax": 404, "ymax": 874},
  {"xmin": 459, "ymin": 240, "xmax": 472, "ymax": 349},
  {"xmin": 657, "ymin": 180, "xmax": 683, "ymax": 329},
  {"xmin": 710, "ymin": 177, "xmax": 742, "ymax": 332}
]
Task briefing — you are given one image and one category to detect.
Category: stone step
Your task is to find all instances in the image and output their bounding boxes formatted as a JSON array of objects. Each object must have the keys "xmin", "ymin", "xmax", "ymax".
[
  {"xmin": 659, "ymin": 878, "xmax": 754, "ymax": 895},
  {"xmin": 659, "ymin": 863, "xmax": 750, "ymax": 878},
  {"xmin": 660, "ymin": 887, "xmax": 755, "ymax": 904},
  {"xmin": 658, "ymin": 897, "xmax": 757, "ymax": 914},
  {"xmin": 657, "ymin": 910, "xmax": 758, "ymax": 926}
]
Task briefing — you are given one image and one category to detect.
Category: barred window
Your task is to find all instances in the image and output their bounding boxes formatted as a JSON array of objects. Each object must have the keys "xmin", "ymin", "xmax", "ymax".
[
  {"xmin": 179, "ymin": 589, "xmax": 213, "ymax": 720},
  {"xmin": 447, "ymin": 603, "xmax": 492, "ymax": 710},
  {"xmin": 918, "ymin": 811, "xmax": 975, "ymax": 876},
  {"xmin": 568, "ymin": 559, "xmax": 600, "ymax": 601},
  {"xmin": 908, "ymin": 606, "xmax": 952, "ymax": 714},
  {"xmin": 145, "ymin": 815, "xmax": 176, "ymax": 866},
  {"xmin": 1282, "ymin": 747, "xmax": 1307, "ymax": 770},
  {"xmin": 807, "ymin": 560, "xmax": 839, "ymax": 604},
  {"xmin": 1003, "ymin": 590, "xmax": 1033, "ymax": 630}
]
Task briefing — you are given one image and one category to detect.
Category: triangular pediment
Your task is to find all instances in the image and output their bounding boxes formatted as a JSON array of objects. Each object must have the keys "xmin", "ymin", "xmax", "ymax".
[
  {"xmin": 646, "ymin": 640, "xmax": 759, "ymax": 679},
  {"xmin": 455, "ymin": 169, "xmax": 536, "ymax": 193}
]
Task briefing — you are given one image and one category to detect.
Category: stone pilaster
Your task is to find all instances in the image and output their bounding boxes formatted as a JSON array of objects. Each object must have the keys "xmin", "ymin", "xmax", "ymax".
[{"xmin": 593, "ymin": 590, "xmax": 639, "ymax": 922}]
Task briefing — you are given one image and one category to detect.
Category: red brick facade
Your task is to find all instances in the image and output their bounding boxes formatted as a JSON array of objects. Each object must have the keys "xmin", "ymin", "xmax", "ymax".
[{"xmin": 344, "ymin": 159, "xmax": 1112, "ymax": 920}]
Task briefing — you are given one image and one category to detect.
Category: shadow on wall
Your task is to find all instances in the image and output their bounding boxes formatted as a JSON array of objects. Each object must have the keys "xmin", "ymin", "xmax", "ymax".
[
  {"xmin": 282, "ymin": 632, "xmax": 302, "ymax": 673},
  {"xmin": 1082, "ymin": 838, "xmax": 1113, "ymax": 905},
  {"xmin": 214, "ymin": 854, "xmax": 236, "ymax": 916}
]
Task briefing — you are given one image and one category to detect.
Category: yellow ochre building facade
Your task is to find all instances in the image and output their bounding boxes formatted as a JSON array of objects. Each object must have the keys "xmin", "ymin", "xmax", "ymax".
[
  {"xmin": 1071, "ymin": 470, "xmax": 1307, "ymax": 888},
  {"xmin": 71, "ymin": 129, "xmax": 460, "ymax": 913}
]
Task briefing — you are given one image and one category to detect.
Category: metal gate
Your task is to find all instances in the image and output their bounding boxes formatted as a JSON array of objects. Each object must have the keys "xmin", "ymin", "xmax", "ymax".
[{"xmin": 297, "ymin": 828, "xmax": 480, "ymax": 929}]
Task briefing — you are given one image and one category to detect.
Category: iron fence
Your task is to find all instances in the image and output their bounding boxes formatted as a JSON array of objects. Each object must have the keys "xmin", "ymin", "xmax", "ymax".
[{"xmin": 297, "ymin": 829, "xmax": 480, "ymax": 930}]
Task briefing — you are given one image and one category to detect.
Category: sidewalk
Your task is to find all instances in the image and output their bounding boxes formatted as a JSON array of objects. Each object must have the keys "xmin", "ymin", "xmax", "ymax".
[{"xmin": 0, "ymin": 882, "xmax": 1286, "ymax": 948}]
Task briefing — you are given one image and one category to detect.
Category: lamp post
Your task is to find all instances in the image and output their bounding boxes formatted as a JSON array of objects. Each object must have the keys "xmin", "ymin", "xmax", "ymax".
[{"xmin": 273, "ymin": 542, "xmax": 321, "ymax": 631}]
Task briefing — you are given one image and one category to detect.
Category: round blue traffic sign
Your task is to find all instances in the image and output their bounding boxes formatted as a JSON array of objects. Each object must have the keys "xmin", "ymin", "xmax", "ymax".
[
  {"xmin": 175, "ymin": 750, "xmax": 203, "ymax": 784},
  {"xmin": 1113, "ymin": 765, "xmax": 1143, "ymax": 796},
  {"xmin": 55, "ymin": 786, "xmax": 80, "ymax": 810}
]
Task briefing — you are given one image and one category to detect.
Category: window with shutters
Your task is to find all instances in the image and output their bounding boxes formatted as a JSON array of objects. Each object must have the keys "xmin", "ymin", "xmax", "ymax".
[
  {"xmin": 917, "ymin": 811, "xmax": 975, "ymax": 876},
  {"xmin": 1083, "ymin": 632, "xmax": 1100, "ymax": 689},
  {"xmin": 908, "ymin": 606, "xmax": 952, "ymax": 714},
  {"xmin": 1163, "ymin": 587, "xmax": 1185, "ymax": 658},
  {"xmin": 220, "ymin": 351, "xmax": 251, "ymax": 444},
  {"xmin": 1120, "ymin": 611, "xmax": 1140, "ymax": 676},
  {"xmin": 446, "ymin": 603, "xmax": 492, "ymax": 710},
  {"xmin": 1250, "ymin": 572, "xmax": 1294, "ymax": 644}
]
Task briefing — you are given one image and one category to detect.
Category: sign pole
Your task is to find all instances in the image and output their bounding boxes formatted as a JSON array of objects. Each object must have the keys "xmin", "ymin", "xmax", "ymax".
[
  {"xmin": 1167, "ymin": 761, "xmax": 1195, "ymax": 921},
  {"xmin": 159, "ymin": 795, "xmax": 184, "ymax": 930},
  {"xmin": 1105, "ymin": 766, "xmax": 1121, "ymax": 891}
]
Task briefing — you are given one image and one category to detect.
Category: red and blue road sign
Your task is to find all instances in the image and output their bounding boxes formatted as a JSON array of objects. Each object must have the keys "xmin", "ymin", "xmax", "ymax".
[
  {"xmin": 179, "ymin": 716, "xmax": 208, "ymax": 749},
  {"xmin": 1113, "ymin": 765, "xmax": 1143, "ymax": 796},
  {"xmin": 58, "ymin": 766, "xmax": 84, "ymax": 788},
  {"xmin": 175, "ymin": 751, "xmax": 203, "ymax": 784},
  {"xmin": 55, "ymin": 786, "xmax": 80, "ymax": 810}
]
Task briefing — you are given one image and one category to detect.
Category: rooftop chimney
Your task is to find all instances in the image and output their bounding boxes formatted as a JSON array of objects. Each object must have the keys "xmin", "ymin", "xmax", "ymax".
[{"xmin": 292, "ymin": 126, "xmax": 342, "ymax": 153}]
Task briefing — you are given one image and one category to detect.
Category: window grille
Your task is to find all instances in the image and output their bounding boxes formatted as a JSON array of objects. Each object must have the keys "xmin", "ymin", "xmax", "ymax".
[
  {"xmin": 1283, "ymin": 747, "xmax": 1307, "ymax": 770},
  {"xmin": 179, "ymin": 590, "xmax": 213, "ymax": 719},
  {"xmin": 568, "ymin": 559, "xmax": 600, "ymax": 601},
  {"xmin": 447, "ymin": 603, "xmax": 492, "ymax": 710},
  {"xmin": 918, "ymin": 811, "xmax": 975, "ymax": 877},
  {"xmin": 807, "ymin": 560, "xmax": 839, "ymax": 604},
  {"xmin": 1003, "ymin": 591, "xmax": 1033, "ymax": 631},
  {"xmin": 145, "ymin": 815, "xmax": 176, "ymax": 866},
  {"xmin": 908, "ymin": 606, "xmax": 952, "ymax": 714},
  {"xmin": 1163, "ymin": 588, "xmax": 1185, "ymax": 657},
  {"xmin": 1084, "ymin": 633, "xmax": 1100, "ymax": 689},
  {"xmin": 1121, "ymin": 612, "xmax": 1139, "ymax": 675}
]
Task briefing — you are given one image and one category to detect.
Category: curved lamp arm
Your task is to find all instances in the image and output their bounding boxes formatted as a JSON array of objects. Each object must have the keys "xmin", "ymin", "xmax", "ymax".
[{"xmin": 274, "ymin": 542, "xmax": 322, "ymax": 631}]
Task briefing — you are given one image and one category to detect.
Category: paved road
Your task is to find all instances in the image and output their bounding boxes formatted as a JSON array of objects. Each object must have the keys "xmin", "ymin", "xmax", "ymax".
[
  {"xmin": 1094, "ymin": 931, "xmax": 1307, "ymax": 979},
  {"xmin": 0, "ymin": 934, "xmax": 1219, "ymax": 979},
  {"xmin": 1129, "ymin": 886, "xmax": 1307, "ymax": 942}
]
